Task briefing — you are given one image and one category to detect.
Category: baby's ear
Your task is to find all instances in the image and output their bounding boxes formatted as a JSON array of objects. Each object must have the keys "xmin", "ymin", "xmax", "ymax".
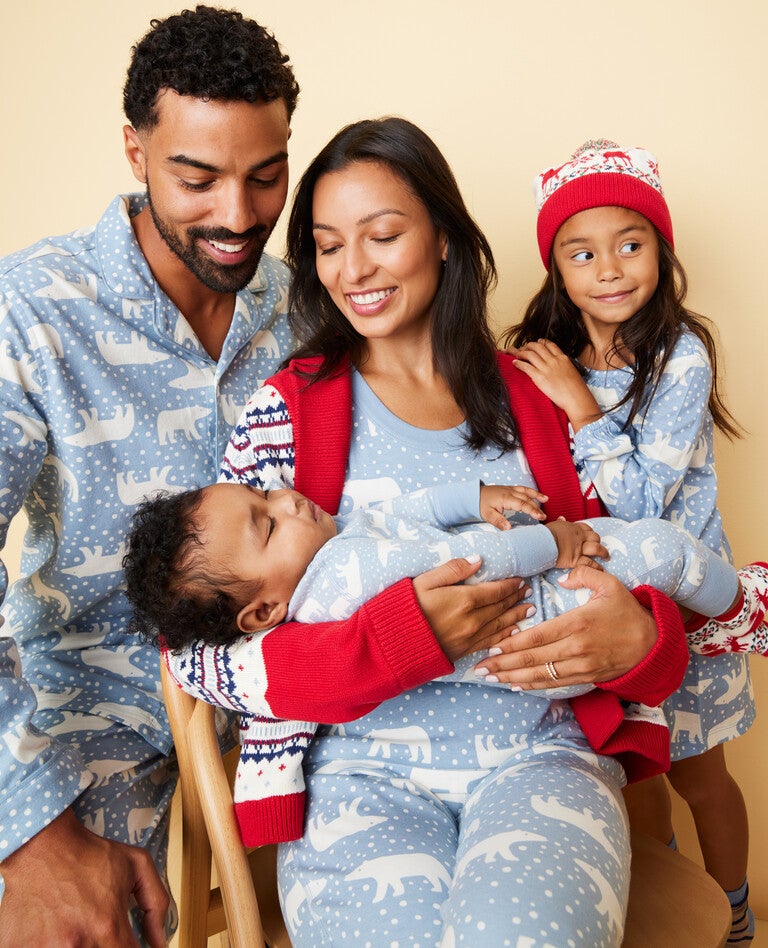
[{"xmin": 237, "ymin": 600, "xmax": 288, "ymax": 633}]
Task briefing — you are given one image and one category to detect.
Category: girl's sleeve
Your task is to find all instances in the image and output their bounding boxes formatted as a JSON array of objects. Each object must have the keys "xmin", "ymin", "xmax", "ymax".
[{"xmin": 572, "ymin": 335, "xmax": 712, "ymax": 520}]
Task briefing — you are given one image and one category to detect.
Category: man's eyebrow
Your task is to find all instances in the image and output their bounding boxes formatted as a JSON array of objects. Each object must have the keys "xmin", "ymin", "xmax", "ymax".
[
  {"xmin": 166, "ymin": 151, "xmax": 289, "ymax": 174},
  {"xmin": 313, "ymin": 208, "xmax": 407, "ymax": 232}
]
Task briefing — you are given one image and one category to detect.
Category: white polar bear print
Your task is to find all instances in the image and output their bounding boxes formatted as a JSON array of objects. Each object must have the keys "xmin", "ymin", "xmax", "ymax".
[
  {"xmin": 306, "ymin": 797, "xmax": 387, "ymax": 852},
  {"xmin": 453, "ymin": 830, "xmax": 546, "ymax": 877},
  {"xmin": 670, "ymin": 709, "xmax": 703, "ymax": 745},
  {"xmin": 28, "ymin": 322, "xmax": 64, "ymax": 357},
  {"xmin": 157, "ymin": 405, "xmax": 210, "ymax": 444},
  {"xmin": 283, "ymin": 878, "xmax": 327, "ymax": 931},
  {"xmin": 3, "ymin": 724, "xmax": 51, "ymax": 764},
  {"xmin": 345, "ymin": 853, "xmax": 451, "ymax": 903},
  {"xmin": 33, "ymin": 268, "xmax": 98, "ymax": 302},
  {"xmin": 531, "ymin": 794, "xmax": 620, "ymax": 865},
  {"xmin": 407, "ymin": 765, "xmax": 488, "ymax": 802},
  {"xmin": 95, "ymin": 330, "xmax": 169, "ymax": 366},
  {"xmin": 366, "ymin": 725, "xmax": 432, "ymax": 763},
  {"xmin": 61, "ymin": 544, "xmax": 125, "ymax": 578},
  {"xmin": 0, "ymin": 341, "xmax": 41, "ymax": 395},
  {"xmin": 63, "ymin": 405, "xmax": 135, "ymax": 447},
  {"xmin": 3, "ymin": 409, "xmax": 46, "ymax": 447},
  {"xmin": 127, "ymin": 806, "xmax": 157, "ymax": 844},
  {"xmin": 87, "ymin": 759, "xmax": 139, "ymax": 788},
  {"xmin": 116, "ymin": 466, "xmax": 179, "ymax": 506},
  {"xmin": 573, "ymin": 858, "xmax": 624, "ymax": 937}
]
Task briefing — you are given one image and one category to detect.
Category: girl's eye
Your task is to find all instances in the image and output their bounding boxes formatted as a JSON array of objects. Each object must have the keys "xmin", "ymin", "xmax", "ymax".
[
  {"xmin": 317, "ymin": 245, "xmax": 340, "ymax": 256},
  {"xmin": 572, "ymin": 250, "xmax": 593, "ymax": 262},
  {"xmin": 372, "ymin": 234, "xmax": 400, "ymax": 244},
  {"xmin": 620, "ymin": 241, "xmax": 641, "ymax": 253}
]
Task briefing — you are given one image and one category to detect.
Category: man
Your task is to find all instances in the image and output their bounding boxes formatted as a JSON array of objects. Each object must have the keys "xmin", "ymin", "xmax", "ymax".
[
  {"xmin": 0, "ymin": 8, "xmax": 528, "ymax": 944},
  {"xmin": 0, "ymin": 7, "xmax": 298, "ymax": 944}
]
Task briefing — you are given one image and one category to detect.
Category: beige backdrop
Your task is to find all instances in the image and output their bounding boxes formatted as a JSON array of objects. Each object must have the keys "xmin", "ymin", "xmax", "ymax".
[{"xmin": 2, "ymin": 0, "xmax": 766, "ymax": 917}]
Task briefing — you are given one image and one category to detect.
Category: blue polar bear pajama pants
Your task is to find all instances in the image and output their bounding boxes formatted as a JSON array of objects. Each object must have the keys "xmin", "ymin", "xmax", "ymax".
[{"xmin": 278, "ymin": 686, "xmax": 630, "ymax": 948}]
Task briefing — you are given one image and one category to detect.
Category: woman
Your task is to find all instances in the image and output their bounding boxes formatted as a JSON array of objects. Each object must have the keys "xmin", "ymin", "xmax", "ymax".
[{"xmin": 168, "ymin": 118, "xmax": 686, "ymax": 945}]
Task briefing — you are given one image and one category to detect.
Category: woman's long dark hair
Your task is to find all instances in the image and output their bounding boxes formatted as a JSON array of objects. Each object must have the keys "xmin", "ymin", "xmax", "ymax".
[
  {"xmin": 285, "ymin": 116, "xmax": 518, "ymax": 452},
  {"xmin": 501, "ymin": 236, "xmax": 741, "ymax": 439}
]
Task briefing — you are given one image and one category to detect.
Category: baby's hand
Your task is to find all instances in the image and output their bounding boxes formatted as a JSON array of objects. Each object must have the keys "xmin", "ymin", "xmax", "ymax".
[
  {"xmin": 545, "ymin": 518, "xmax": 609, "ymax": 568},
  {"xmin": 480, "ymin": 484, "xmax": 547, "ymax": 530}
]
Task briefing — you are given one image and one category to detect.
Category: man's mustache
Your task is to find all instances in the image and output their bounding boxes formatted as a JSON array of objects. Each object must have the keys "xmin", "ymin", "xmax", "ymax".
[{"xmin": 189, "ymin": 225, "xmax": 268, "ymax": 242}]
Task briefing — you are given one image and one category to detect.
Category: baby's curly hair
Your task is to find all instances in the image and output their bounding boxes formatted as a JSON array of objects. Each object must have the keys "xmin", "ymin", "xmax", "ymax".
[
  {"xmin": 123, "ymin": 5, "xmax": 300, "ymax": 131},
  {"xmin": 124, "ymin": 488, "xmax": 256, "ymax": 653}
]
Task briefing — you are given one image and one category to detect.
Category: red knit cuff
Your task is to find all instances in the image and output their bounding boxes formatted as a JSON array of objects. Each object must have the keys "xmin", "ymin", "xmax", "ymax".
[
  {"xmin": 361, "ymin": 578, "xmax": 454, "ymax": 688},
  {"xmin": 599, "ymin": 719, "xmax": 671, "ymax": 784},
  {"xmin": 235, "ymin": 792, "xmax": 305, "ymax": 847},
  {"xmin": 597, "ymin": 585, "xmax": 689, "ymax": 706}
]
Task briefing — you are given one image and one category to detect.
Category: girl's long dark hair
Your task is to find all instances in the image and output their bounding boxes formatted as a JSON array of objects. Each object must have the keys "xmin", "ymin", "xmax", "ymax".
[
  {"xmin": 285, "ymin": 116, "xmax": 518, "ymax": 452},
  {"xmin": 501, "ymin": 236, "xmax": 741, "ymax": 439}
]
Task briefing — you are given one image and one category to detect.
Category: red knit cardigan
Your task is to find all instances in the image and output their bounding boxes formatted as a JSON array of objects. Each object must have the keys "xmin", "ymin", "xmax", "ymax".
[{"xmin": 265, "ymin": 351, "xmax": 690, "ymax": 781}]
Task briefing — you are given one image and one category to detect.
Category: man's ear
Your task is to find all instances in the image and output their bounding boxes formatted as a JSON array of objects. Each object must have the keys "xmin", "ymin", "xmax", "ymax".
[
  {"xmin": 123, "ymin": 126, "xmax": 147, "ymax": 184},
  {"xmin": 237, "ymin": 599, "xmax": 288, "ymax": 634}
]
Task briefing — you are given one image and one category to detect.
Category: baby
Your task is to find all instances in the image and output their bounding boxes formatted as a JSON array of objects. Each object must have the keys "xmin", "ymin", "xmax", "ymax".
[{"xmin": 125, "ymin": 479, "xmax": 768, "ymax": 665}]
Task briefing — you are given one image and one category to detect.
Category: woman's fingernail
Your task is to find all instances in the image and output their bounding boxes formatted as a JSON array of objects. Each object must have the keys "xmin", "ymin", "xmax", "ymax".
[
  {"xmin": 488, "ymin": 647, "xmax": 502, "ymax": 656},
  {"xmin": 485, "ymin": 674, "xmax": 499, "ymax": 683},
  {"xmin": 517, "ymin": 579, "xmax": 525, "ymax": 589},
  {"xmin": 475, "ymin": 667, "xmax": 490, "ymax": 677},
  {"xmin": 525, "ymin": 605, "xmax": 536, "ymax": 617},
  {"xmin": 508, "ymin": 685, "xmax": 523, "ymax": 692},
  {"xmin": 466, "ymin": 554, "xmax": 481, "ymax": 564},
  {"xmin": 507, "ymin": 626, "xmax": 519, "ymax": 637},
  {"xmin": 523, "ymin": 586, "xmax": 532, "ymax": 598}
]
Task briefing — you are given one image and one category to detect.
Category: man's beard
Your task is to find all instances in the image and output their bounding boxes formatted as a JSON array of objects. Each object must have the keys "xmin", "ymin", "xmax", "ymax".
[{"xmin": 147, "ymin": 185, "xmax": 269, "ymax": 294}]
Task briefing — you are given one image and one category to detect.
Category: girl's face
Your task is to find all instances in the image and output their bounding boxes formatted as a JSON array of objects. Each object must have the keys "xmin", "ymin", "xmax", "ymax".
[
  {"xmin": 311, "ymin": 161, "xmax": 447, "ymax": 347},
  {"xmin": 552, "ymin": 206, "xmax": 660, "ymax": 344}
]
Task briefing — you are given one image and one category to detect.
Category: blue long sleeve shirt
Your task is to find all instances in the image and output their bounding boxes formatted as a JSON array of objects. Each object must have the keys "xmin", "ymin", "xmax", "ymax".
[{"xmin": 0, "ymin": 194, "xmax": 294, "ymax": 858}]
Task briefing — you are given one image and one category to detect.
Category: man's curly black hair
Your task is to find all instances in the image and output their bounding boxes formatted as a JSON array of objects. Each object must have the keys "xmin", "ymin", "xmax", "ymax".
[
  {"xmin": 123, "ymin": 5, "xmax": 300, "ymax": 131},
  {"xmin": 124, "ymin": 487, "xmax": 255, "ymax": 653}
]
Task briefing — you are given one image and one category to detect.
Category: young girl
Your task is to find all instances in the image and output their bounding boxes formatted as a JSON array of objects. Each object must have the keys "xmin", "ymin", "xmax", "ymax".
[{"xmin": 504, "ymin": 139, "xmax": 758, "ymax": 944}]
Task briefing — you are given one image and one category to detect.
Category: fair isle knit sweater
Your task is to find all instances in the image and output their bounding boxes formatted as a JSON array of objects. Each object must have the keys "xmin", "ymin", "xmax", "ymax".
[{"xmin": 166, "ymin": 353, "xmax": 689, "ymax": 847}]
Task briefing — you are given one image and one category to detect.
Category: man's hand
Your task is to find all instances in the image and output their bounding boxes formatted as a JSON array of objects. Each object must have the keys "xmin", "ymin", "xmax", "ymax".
[
  {"xmin": 545, "ymin": 518, "xmax": 608, "ymax": 569},
  {"xmin": 0, "ymin": 808, "xmax": 169, "ymax": 948},
  {"xmin": 474, "ymin": 566, "xmax": 658, "ymax": 688},
  {"xmin": 479, "ymin": 483, "xmax": 548, "ymax": 529},
  {"xmin": 413, "ymin": 556, "xmax": 530, "ymax": 662}
]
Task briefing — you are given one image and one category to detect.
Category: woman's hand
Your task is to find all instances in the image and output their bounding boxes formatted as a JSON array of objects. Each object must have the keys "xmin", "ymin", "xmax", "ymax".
[
  {"xmin": 473, "ymin": 566, "xmax": 658, "ymax": 688},
  {"xmin": 510, "ymin": 341, "xmax": 602, "ymax": 432},
  {"xmin": 480, "ymin": 483, "xmax": 548, "ymax": 529},
  {"xmin": 413, "ymin": 557, "xmax": 531, "ymax": 663}
]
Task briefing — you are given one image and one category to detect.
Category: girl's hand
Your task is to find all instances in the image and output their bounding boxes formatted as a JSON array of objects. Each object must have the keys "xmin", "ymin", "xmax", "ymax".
[
  {"xmin": 545, "ymin": 517, "xmax": 609, "ymax": 568},
  {"xmin": 510, "ymin": 341, "xmax": 602, "ymax": 432},
  {"xmin": 474, "ymin": 566, "xmax": 658, "ymax": 688},
  {"xmin": 480, "ymin": 484, "xmax": 547, "ymax": 530}
]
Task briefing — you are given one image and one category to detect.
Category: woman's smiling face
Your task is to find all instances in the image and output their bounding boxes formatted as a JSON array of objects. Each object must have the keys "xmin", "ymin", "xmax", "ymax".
[{"xmin": 312, "ymin": 160, "xmax": 447, "ymax": 346}]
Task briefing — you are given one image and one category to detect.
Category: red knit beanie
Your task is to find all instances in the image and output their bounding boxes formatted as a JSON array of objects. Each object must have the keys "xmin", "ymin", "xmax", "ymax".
[{"xmin": 534, "ymin": 139, "xmax": 674, "ymax": 269}]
